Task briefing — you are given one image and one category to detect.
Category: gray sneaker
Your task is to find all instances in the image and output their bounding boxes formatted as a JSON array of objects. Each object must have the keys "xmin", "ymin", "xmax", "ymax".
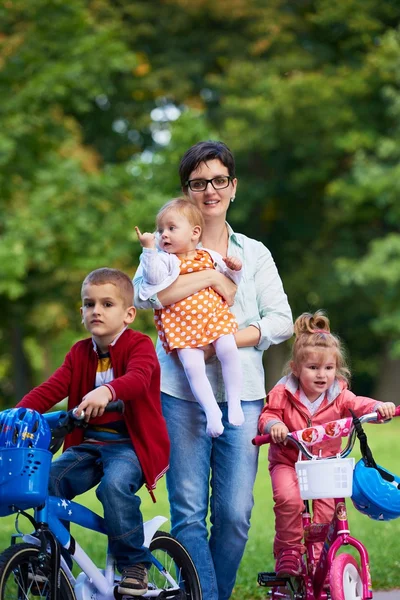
[{"xmin": 118, "ymin": 564, "xmax": 148, "ymax": 596}]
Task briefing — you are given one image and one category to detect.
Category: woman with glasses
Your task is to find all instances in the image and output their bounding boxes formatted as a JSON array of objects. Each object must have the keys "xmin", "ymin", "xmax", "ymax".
[{"xmin": 133, "ymin": 140, "xmax": 293, "ymax": 600}]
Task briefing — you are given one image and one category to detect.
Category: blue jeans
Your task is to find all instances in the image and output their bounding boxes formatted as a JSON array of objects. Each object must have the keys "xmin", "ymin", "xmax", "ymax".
[
  {"xmin": 49, "ymin": 443, "xmax": 152, "ymax": 570},
  {"xmin": 162, "ymin": 393, "xmax": 262, "ymax": 600}
]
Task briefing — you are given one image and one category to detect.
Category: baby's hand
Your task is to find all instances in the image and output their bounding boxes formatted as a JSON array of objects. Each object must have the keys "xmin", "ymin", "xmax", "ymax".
[
  {"xmin": 135, "ymin": 226, "xmax": 156, "ymax": 249},
  {"xmin": 377, "ymin": 402, "xmax": 396, "ymax": 420},
  {"xmin": 270, "ymin": 422, "xmax": 289, "ymax": 444},
  {"xmin": 76, "ymin": 386, "xmax": 112, "ymax": 422},
  {"xmin": 223, "ymin": 256, "xmax": 242, "ymax": 271}
]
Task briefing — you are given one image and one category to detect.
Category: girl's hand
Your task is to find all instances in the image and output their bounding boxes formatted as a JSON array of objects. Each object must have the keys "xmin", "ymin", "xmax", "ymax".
[
  {"xmin": 223, "ymin": 256, "xmax": 242, "ymax": 271},
  {"xmin": 270, "ymin": 423, "xmax": 289, "ymax": 444},
  {"xmin": 377, "ymin": 402, "xmax": 396, "ymax": 420},
  {"xmin": 211, "ymin": 271, "xmax": 237, "ymax": 306},
  {"xmin": 135, "ymin": 226, "xmax": 156, "ymax": 249},
  {"xmin": 76, "ymin": 386, "xmax": 112, "ymax": 421}
]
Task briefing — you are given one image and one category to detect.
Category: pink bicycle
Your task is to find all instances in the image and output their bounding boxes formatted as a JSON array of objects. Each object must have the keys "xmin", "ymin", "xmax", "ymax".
[{"xmin": 252, "ymin": 405, "xmax": 400, "ymax": 600}]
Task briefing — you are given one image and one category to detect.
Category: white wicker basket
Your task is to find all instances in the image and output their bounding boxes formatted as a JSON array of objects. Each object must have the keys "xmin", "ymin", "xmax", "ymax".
[{"xmin": 295, "ymin": 457, "xmax": 355, "ymax": 500}]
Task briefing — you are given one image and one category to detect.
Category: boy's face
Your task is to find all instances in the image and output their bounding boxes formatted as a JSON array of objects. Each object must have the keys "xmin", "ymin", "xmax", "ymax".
[{"xmin": 81, "ymin": 283, "xmax": 136, "ymax": 350}]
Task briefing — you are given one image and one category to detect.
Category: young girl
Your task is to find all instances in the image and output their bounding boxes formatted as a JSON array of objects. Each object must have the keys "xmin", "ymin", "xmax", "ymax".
[
  {"xmin": 258, "ymin": 310, "xmax": 396, "ymax": 577},
  {"xmin": 135, "ymin": 197, "xmax": 244, "ymax": 437}
]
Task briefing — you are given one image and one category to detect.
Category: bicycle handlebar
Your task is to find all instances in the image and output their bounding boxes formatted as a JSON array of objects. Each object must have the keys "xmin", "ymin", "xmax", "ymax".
[
  {"xmin": 44, "ymin": 400, "xmax": 125, "ymax": 454},
  {"xmin": 252, "ymin": 405, "xmax": 400, "ymax": 460}
]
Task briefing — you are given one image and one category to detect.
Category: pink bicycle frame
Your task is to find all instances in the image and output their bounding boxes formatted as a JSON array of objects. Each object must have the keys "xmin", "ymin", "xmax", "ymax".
[{"xmin": 303, "ymin": 498, "xmax": 372, "ymax": 600}]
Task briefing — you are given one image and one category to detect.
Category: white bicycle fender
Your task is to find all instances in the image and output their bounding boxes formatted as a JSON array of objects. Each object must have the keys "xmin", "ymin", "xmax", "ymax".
[{"xmin": 143, "ymin": 515, "xmax": 168, "ymax": 547}]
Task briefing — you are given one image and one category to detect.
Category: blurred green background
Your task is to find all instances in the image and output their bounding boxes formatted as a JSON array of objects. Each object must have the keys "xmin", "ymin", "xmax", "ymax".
[{"xmin": 1, "ymin": 0, "xmax": 400, "ymax": 405}]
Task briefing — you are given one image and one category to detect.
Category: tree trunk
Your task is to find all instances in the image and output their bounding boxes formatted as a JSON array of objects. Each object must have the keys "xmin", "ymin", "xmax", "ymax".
[
  {"xmin": 373, "ymin": 346, "xmax": 400, "ymax": 405},
  {"xmin": 264, "ymin": 342, "xmax": 291, "ymax": 395},
  {"xmin": 10, "ymin": 322, "xmax": 33, "ymax": 402}
]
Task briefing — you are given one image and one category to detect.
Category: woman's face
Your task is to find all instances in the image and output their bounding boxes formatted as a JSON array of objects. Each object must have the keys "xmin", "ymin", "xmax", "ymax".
[{"xmin": 185, "ymin": 159, "xmax": 237, "ymax": 221}]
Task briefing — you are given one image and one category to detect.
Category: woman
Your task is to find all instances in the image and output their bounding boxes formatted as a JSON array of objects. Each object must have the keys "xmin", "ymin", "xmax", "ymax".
[{"xmin": 134, "ymin": 141, "xmax": 293, "ymax": 600}]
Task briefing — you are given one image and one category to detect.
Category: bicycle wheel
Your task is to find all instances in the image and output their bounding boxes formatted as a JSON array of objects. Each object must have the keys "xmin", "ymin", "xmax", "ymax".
[
  {"xmin": 329, "ymin": 553, "xmax": 363, "ymax": 600},
  {"xmin": 0, "ymin": 543, "xmax": 75, "ymax": 600},
  {"xmin": 148, "ymin": 531, "xmax": 202, "ymax": 600}
]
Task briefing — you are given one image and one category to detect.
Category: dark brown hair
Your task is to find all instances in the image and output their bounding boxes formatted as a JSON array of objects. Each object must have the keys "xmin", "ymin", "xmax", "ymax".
[{"xmin": 179, "ymin": 141, "xmax": 236, "ymax": 191}]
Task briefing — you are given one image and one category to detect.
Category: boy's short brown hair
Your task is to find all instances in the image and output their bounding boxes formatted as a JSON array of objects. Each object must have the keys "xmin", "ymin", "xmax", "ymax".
[{"xmin": 81, "ymin": 268, "xmax": 134, "ymax": 307}]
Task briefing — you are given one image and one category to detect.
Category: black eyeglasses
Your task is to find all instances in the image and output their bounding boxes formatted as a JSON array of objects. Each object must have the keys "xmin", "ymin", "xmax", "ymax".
[{"xmin": 185, "ymin": 176, "xmax": 232, "ymax": 192}]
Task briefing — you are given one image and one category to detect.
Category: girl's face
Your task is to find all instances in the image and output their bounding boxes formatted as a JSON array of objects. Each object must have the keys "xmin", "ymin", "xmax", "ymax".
[
  {"xmin": 157, "ymin": 210, "xmax": 201, "ymax": 255},
  {"xmin": 186, "ymin": 159, "xmax": 237, "ymax": 221},
  {"xmin": 291, "ymin": 350, "xmax": 337, "ymax": 402}
]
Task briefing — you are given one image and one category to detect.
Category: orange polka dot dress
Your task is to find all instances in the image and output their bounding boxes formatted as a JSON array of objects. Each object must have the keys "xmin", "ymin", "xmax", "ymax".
[{"xmin": 154, "ymin": 249, "xmax": 238, "ymax": 353}]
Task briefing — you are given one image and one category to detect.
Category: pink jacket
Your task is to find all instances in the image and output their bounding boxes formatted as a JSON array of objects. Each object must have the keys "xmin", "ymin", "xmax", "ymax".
[{"xmin": 258, "ymin": 375, "xmax": 381, "ymax": 469}]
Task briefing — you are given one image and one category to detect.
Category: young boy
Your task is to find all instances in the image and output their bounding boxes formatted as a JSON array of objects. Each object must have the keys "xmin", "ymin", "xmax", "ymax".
[{"xmin": 17, "ymin": 268, "xmax": 170, "ymax": 597}]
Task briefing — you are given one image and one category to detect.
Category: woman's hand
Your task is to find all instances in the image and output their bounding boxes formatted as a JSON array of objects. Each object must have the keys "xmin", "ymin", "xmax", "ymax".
[{"xmin": 212, "ymin": 271, "xmax": 237, "ymax": 306}]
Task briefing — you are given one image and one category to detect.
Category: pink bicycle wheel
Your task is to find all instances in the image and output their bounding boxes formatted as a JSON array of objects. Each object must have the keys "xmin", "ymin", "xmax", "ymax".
[{"xmin": 329, "ymin": 554, "xmax": 364, "ymax": 600}]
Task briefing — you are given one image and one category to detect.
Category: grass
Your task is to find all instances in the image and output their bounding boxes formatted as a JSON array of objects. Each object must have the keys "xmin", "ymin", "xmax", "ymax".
[{"xmin": 0, "ymin": 419, "xmax": 399, "ymax": 599}]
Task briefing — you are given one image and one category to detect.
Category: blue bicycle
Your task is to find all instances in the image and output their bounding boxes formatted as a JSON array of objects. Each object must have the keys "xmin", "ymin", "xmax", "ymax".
[{"xmin": 0, "ymin": 404, "xmax": 201, "ymax": 600}]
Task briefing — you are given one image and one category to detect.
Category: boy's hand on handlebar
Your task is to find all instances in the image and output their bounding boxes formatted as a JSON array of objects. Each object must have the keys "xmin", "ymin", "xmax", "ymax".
[
  {"xmin": 270, "ymin": 423, "xmax": 289, "ymax": 444},
  {"xmin": 77, "ymin": 386, "xmax": 113, "ymax": 421},
  {"xmin": 377, "ymin": 402, "xmax": 396, "ymax": 420}
]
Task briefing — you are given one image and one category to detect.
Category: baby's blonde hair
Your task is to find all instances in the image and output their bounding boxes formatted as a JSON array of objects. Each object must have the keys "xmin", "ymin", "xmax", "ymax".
[
  {"xmin": 156, "ymin": 197, "xmax": 205, "ymax": 234},
  {"xmin": 288, "ymin": 310, "xmax": 350, "ymax": 384}
]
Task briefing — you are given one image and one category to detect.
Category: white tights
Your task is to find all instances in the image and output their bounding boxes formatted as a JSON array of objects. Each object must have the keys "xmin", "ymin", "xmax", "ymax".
[{"xmin": 177, "ymin": 334, "xmax": 244, "ymax": 437}]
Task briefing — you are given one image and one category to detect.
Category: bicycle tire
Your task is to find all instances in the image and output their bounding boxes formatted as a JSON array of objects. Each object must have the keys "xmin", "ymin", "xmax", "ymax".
[
  {"xmin": 149, "ymin": 531, "xmax": 202, "ymax": 600},
  {"xmin": 329, "ymin": 553, "xmax": 363, "ymax": 600},
  {"xmin": 0, "ymin": 543, "xmax": 76, "ymax": 600}
]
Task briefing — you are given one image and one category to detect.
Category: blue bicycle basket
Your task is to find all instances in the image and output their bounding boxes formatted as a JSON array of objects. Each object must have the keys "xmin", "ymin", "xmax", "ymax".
[
  {"xmin": 352, "ymin": 458, "xmax": 400, "ymax": 521},
  {"xmin": 0, "ymin": 408, "xmax": 52, "ymax": 516}
]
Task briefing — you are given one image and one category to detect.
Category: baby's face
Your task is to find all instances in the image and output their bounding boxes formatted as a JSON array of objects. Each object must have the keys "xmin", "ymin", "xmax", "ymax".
[{"xmin": 157, "ymin": 211, "xmax": 198, "ymax": 254}]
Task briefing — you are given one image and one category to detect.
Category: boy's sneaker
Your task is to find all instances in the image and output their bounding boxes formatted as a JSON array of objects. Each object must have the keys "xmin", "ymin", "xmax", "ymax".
[
  {"xmin": 275, "ymin": 549, "xmax": 302, "ymax": 577},
  {"xmin": 118, "ymin": 564, "xmax": 148, "ymax": 596}
]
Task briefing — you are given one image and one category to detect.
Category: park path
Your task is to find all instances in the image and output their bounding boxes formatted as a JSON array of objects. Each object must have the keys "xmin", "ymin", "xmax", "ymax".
[{"xmin": 374, "ymin": 590, "xmax": 400, "ymax": 599}]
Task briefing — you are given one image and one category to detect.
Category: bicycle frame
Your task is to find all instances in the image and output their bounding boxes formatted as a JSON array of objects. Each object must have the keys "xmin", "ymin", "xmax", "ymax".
[
  {"xmin": 301, "ymin": 498, "xmax": 372, "ymax": 600},
  {"xmin": 18, "ymin": 499, "xmax": 169, "ymax": 599},
  {"xmin": 1, "ymin": 407, "xmax": 191, "ymax": 600}
]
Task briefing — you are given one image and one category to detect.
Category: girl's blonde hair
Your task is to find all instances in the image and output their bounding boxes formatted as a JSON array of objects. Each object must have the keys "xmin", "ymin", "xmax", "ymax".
[
  {"xmin": 288, "ymin": 310, "xmax": 350, "ymax": 384},
  {"xmin": 156, "ymin": 197, "xmax": 205, "ymax": 233}
]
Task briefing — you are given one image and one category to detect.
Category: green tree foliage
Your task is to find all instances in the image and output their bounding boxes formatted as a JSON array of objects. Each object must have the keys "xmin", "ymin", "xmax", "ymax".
[
  {"xmin": 1, "ymin": 0, "xmax": 400, "ymax": 404},
  {"xmin": 0, "ymin": 0, "xmax": 164, "ymax": 402}
]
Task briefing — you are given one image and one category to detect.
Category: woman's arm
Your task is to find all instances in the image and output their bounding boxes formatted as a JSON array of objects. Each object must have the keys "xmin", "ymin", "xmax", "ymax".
[
  {"xmin": 158, "ymin": 270, "xmax": 237, "ymax": 307},
  {"xmin": 234, "ymin": 325, "xmax": 261, "ymax": 348},
  {"xmin": 251, "ymin": 243, "xmax": 293, "ymax": 350}
]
